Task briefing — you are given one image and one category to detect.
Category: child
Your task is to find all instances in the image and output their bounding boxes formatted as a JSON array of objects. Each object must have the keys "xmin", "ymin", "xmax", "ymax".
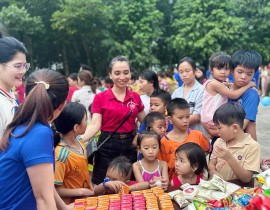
[
  {"xmin": 201, "ymin": 52, "xmax": 256, "ymax": 138},
  {"xmin": 94, "ymin": 156, "xmax": 150, "ymax": 195},
  {"xmin": 54, "ymin": 102, "xmax": 94, "ymax": 204},
  {"xmin": 158, "ymin": 98, "xmax": 210, "ymax": 179},
  {"xmin": 144, "ymin": 112, "xmax": 167, "ymax": 137},
  {"xmin": 0, "ymin": 69, "xmax": 69, "ymax": 210},
  {"xmin": 133, "ymin": 131, "xmax": 169, "ymax": 191},
  {"xmin": 208, "ymin": 102, "xmax": 261, "ymax": 183},
  {"xmin": 229, "ymin": 50, "xmax": 262, "ymax": 141},
  {"xmin": 136, "ymin": 112, "xmax": 166, "ymax": 161},
  {"xmin": 171, "ymin": 142, "xmax": 208, "ymax": 187},
  {"xmin": 138, "ymin": 89, "xmax": 172, "ymax": 134}
]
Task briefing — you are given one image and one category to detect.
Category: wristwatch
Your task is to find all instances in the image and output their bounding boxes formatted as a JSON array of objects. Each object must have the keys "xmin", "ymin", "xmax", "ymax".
[{"xmin": 103, "ymin": 177, "xmax": 110, "ymax": 189}]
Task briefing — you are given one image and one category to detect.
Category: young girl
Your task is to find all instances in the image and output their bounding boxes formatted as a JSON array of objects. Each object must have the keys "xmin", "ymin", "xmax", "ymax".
[
  {"xmin": 201, "ymin": 52, "xmax": 256, "ymax": 138},
  {"xmin": 54, "ymin": 102, "xmax": 94, "ymax": 204},
  {"xmin": 0, "ymin": 69, "xmax": 69, "ymax": 210},
  {"xmin": 136, "ymin": 111, "xmax": 167, "ymax": 160},
  {"xmin": 171, "ymin": 142, "xmax": 208, "ymax": 187},
  {"xmin": 133, "ymin": 130, "xmax": 169, "ymax": 191}
]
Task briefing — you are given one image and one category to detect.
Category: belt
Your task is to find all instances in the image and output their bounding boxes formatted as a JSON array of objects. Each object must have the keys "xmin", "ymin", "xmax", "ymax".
[{"xmin": 101, "ymin": 131, "xmax": 134, "ymax": 139}]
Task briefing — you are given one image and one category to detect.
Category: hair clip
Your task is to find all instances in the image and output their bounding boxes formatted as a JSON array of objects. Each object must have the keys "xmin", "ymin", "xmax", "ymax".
[{"xmin": 35, "ymin": 81, "xmax": 50, "ymax": 90}]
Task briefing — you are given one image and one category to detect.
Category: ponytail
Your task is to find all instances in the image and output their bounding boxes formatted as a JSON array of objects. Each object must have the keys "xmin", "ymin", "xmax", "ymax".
[{"xmin": 0, "ymin": 69, "xmax": 68, "ymax": 151}]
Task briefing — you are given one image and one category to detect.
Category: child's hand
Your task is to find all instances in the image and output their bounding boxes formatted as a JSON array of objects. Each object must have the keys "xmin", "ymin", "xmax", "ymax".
[
  {"xmin": 149, "ymin": 176, "xmax": 160, "ymax": 188},
  {"xmin": 160, "ymin": 177, "xmax": 168, "ymax": 191},
  {"xmin": 215, "ymin": 145, "xmax": 232, "ymax": 161},
  {"xmin": 105, "ymin": 181, "xmax": 127, "ymax": 193},
  {"xmin": 248, "ymin": 81, "xmax": 256, "ymax": 88},
  {"xmin": 80, "ymin": 188, "xmax": 94, "ymax": 197},
  {"xmin": 222, "ymin": 82, "xmax": 233, "ymax": 88},
  {"xmin": 261, "ymin": 158, "xmax": 270, "ymax": 171}
]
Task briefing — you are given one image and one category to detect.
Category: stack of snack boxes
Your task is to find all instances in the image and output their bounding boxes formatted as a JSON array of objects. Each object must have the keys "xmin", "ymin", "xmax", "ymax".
[{"xmin": 73, "ymin": 187, "xmax": 174, "ymax": 210}]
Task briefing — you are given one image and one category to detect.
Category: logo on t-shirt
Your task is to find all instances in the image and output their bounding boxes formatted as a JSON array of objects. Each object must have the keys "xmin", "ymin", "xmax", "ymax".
[{"xmin": 127, "ymin": 101, "xmax": 136, "ymax": 110}]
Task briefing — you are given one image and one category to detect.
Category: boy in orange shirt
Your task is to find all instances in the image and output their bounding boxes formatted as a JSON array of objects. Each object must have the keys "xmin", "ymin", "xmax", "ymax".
[{"xmin": 158, "ymin": 98, "xmax": 210, "ymax": 179}]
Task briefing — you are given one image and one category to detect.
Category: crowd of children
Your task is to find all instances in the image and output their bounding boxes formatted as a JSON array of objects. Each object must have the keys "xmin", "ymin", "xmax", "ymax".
[{"xmin": 0, "ymin": 35, "xmax": 267, "ymax": 209}]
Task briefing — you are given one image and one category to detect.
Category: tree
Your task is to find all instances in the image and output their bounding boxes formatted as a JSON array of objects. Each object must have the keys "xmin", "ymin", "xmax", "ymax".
[
  {"xmin": 169, "ymin": 0, "xmax": 247, "ymax": 66},
  {"xmin": 51, "ymin": 0, "xmax": 111, "ymax": 75},
  {"xmin": 0, "ymin": 4, "xmax": 44, "ymax": 69},
  {"xmin": 103, "ymin": 0, "xmax": 164, "ymax": 70}
]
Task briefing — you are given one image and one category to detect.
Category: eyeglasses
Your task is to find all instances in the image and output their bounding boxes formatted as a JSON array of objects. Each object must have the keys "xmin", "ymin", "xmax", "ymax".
[{"xmin": 1, "ymin": 62, "xmax": 31, "ymax": 71}]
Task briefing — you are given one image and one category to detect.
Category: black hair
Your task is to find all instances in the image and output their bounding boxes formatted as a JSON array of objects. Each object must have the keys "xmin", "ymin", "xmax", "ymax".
[
  {"xmin": 108, "ymin": 55, "xmax": 130, "ymax": 73},
  {"xmin": 80, "ymin": 64, "xmax": 90, "ymax": 71},
  {"xmin": 137, "ymin": 130, "xmax": 161, "ymax": 148},
  {"xmin": 68, "ymin": 73, "xmax": 78, "ymax": 81},
  {"xmin": 157, "ymin": 71, "xmax": 166, "ymax": 78},
  {"xmin": 209, "ymin": 52, "xmax": 231, "ymax": 70},
  {"xmin": 139, "ymin": 69, "xmax": 160, "ymax": 90},
  {"xmin": 53, "ymin": 102, "xmax": 87, "ymax": 147},
  {"xmin": 131, "ymin": 71, "xmax": 138, "ymax": 81},
  {"xmin": 167, "ymin": 98, "xmax": 190, "ymax": 117},
  {"xmin": 213, "ymin": 102, "xmax": 246, "ymax": 128},
  {"xmin": 104, "ymin": 76, "xmax": 114, "ymax": 85},
  {"xmin": 144, "ymin": 112, "xmax": 166, "ymax": 131},
  {"xmin": 0, "ymin": 37, "xmax": 28, "ymax": 63},
  {"xmin": 231, "ymin": 50, "xmax": 262, "ymax": 72},
  {"xmin": 107, "ymin": 156, "xmax": 132, "ymax": 178},
  {"xmin": 177, "ymin": 57, "xmax": 196, "ymax": 72},
  {"xmin": 150, "ymin": 89, "xmax": 171, "ymax": 106},
  {"xmin": 175, "ymin": 142, "xmax": 208, "ymax": 175}
]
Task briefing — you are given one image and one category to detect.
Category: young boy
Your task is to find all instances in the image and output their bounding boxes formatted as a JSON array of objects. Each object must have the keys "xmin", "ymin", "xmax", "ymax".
[
  {"xmin": 158, "ymin": 98, "xmax": 210, "ymax": 179},
  {"xmin": 208, "ymin": 102, "xmax": 261, "ymax": 183},
  {"xmin": 138, "ymin": 89, "xmax": 172, "ymax": 133},
  {"xmin": 94, "ymin": 156, "xmax": 150, "ymax": 195},
  {"xmin": 229, "ymin": 50, "xmax": 262, "ymax": 140}
]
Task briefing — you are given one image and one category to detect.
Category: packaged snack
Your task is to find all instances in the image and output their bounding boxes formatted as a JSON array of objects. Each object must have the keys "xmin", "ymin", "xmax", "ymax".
[
  {"xmin": 121, "ymin": 185, "xmax": 130, "ymax": 194},
  {"xmin": 174, "ymin": 194, "xmax": 190, "ymax": 208},
  {"xmin": 168, "ymin": 189, "xmax": 182, "ymax": 199},
  {"xmin": 182, "ymin": 186, "xmax": 199, "ymax": 199},
  {"xmin": 200, "ymin": 175, "xmax": 227, "ymax": 192}
]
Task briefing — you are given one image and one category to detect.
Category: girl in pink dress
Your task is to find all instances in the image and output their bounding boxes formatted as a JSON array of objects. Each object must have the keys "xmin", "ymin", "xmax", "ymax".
[{"xmin": 133, "ymin": 130, "xmax": 169, "ymax": 191}]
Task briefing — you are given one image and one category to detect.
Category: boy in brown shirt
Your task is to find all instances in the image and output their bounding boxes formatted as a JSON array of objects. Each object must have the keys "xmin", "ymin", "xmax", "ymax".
[{"xmin": 208, "ymin": 102, "xmax": 260, "ymax": 183}]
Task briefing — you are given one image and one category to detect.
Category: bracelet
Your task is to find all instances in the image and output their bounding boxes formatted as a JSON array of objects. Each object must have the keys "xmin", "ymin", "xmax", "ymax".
[{"xmin": 103, "ymin": 177, "xmax": 110, "ymax": 189}]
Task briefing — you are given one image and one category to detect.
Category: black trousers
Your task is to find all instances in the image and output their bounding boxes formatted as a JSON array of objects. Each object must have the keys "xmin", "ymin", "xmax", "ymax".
[{"xmin": 92, "ymin": 131, "xmax": 136, "ymax": 185}]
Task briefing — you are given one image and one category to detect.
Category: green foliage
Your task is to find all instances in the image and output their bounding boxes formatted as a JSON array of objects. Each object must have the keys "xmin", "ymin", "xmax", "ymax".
[
  {"xmin": 0, "ymin": 0, "xmax": 269, "ymax": 74},
  {"xmin": 103, "ymin": 0, "xmax": 164, "ymax": 70},
  {"xmin": 0, "ymin": 4, "xmax": 44, "ymax": 36},
  {"xmin": 169, "ymin": 0, "xmax": 247, "ymax": 66}
]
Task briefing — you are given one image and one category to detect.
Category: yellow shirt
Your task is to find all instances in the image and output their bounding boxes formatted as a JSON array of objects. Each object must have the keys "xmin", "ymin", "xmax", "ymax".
[
  {"xmin": 211, "ymin": 133, "xmax": 261, "ymax": 181},
  {"xmin": 54, "ymin": 138, "xmax": 90, "ymax": 204}
]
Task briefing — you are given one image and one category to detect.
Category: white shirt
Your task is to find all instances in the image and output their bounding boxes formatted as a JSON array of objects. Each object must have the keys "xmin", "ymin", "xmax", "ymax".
[
  {"xmin": 71, "ymin": 86, "xmax": 100, "ymax": 122},
  {"xmin": 0, "ymin": 90, "xmax": 18, "ymax": 136},
  {"xmin": 140, "ymin": 94, "xmax": 150, "ymax": 114}
]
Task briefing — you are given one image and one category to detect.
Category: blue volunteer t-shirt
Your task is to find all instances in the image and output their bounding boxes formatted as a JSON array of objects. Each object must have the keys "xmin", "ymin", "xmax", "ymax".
[
  {"xmin": 0, "ymin": 122, "xmax": 54, "ymax": 210},
  {"xmin": 229, "ymin": 88, "xmax": 260, "ymax": 121}
]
